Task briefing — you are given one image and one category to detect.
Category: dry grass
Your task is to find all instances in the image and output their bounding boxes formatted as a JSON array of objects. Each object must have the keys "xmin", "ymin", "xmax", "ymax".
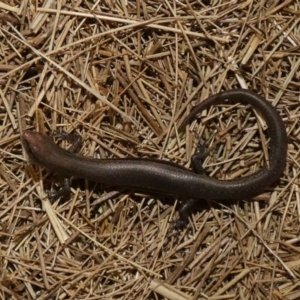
[{"xmin": 1, "ymin": 0, "xmax": 300, "ymax": 299}]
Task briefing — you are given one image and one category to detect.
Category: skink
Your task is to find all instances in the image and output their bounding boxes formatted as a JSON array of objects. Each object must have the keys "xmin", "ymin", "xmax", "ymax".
[{"xmin": 22, "ymin": 89, "xmax": 287, "ymax": 200}]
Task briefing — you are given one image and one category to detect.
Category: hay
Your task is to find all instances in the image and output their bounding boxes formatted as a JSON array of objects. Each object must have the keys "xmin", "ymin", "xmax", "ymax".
[{"xmin": 0, "ymin": 0, "xmax": 299, "ymax": 299}]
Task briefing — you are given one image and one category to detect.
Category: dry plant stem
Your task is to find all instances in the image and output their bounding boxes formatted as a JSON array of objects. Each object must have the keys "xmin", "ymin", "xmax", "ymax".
[
  {"xmin": 1, "ymin": 0, "xmax": 297, "ymax": 299},
  {"xmin": 38, "ymin": 8, "xmax": 229, "ymax": 41},
  {"xmin": 166, "ymin": 225, "xmax": 210, "ymax": 285},
  {"xmin": 116, "ymin": 71, "xmax": 162, "ymax": 135},
  {"xmin": 2, "ymin": 27, "xmax": 134, "ymax": 122}
]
